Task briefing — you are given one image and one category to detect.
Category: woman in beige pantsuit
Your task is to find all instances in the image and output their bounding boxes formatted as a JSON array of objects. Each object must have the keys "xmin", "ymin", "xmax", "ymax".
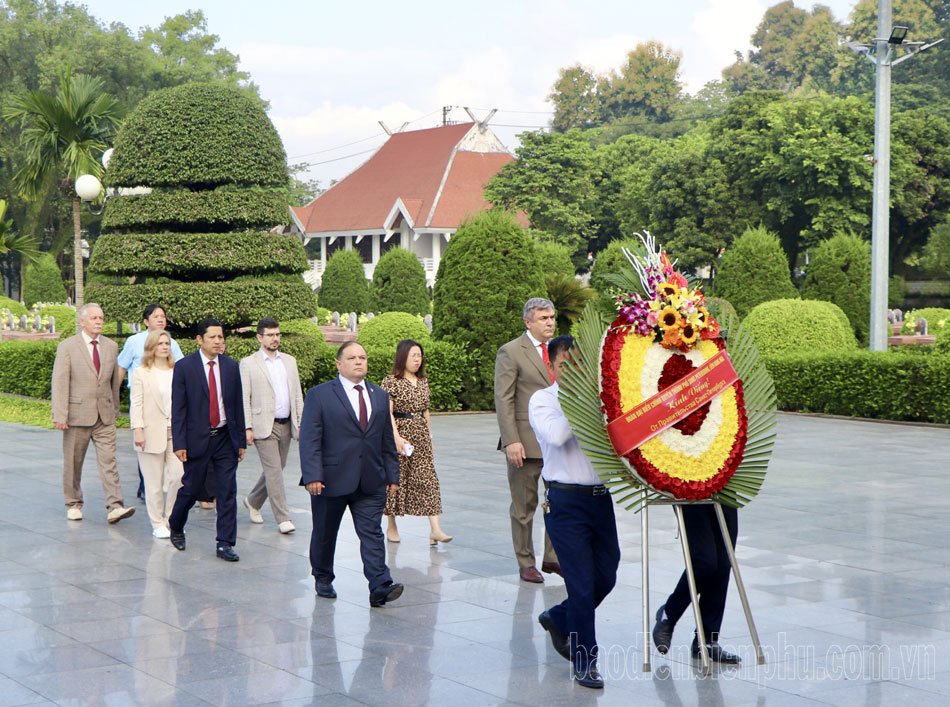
[{"xmin": 131, "ymin": 330, "xmax": 184, "ymax": 538}]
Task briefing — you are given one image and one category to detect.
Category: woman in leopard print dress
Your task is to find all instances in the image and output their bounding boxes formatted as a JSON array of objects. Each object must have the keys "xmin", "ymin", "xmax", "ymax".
[{"xmin": 382, "ymin": 339, "xmax": 452, "ymax": 546}]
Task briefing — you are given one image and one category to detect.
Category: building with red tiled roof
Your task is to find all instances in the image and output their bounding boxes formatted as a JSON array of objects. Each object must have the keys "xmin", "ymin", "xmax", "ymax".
[{"xmin": 289, "ymin": 121, "xmax": 516, "ymax": 288}]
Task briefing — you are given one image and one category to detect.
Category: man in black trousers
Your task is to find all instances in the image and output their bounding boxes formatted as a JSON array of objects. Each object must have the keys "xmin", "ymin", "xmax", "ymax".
[
  {"xmin": 652, "ymin": 505, "xmax": 741, "ymax": 664},
  {"xmin": 529, "ymin": 336, "xmax": 621, "ymax": 689},
  {"xmin": 168, "ymin": 317, "xmax": 246, "ymax": 561},
  {"xmin": 299, "ymin": 341, "xmax": 402, "ymax": 607}
]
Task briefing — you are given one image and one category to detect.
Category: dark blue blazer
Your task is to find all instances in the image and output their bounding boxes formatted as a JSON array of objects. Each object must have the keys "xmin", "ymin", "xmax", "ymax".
[
  {"xmin": 171, "ymin": 351, "xmax": 246, "ymax": 457},
  {"xmin": 299, "ymin": 377, "xmax": 399, "ymax": 497}
]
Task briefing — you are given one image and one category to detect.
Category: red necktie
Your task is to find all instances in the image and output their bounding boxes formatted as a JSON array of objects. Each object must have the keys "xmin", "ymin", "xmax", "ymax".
[
  {"xmin": 354, "ymin": 384, "xmax": 368, "ymax": 431},
  {"xmin": 208, "ymin": 361, "xmax": 220, "ymax": 427},
  {"xmin": 91, "ymin": 339, "xmax": 100, "ymax": 375},
  {"xmin": 540, "ymin": 343, "xmax": 554, "ymax": 383}
]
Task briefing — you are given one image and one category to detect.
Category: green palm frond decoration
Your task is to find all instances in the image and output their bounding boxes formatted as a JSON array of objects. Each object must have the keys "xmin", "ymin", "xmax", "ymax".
[{"xmin": 559, "ymin": 249, "xmax": 777, "ymax": 512}]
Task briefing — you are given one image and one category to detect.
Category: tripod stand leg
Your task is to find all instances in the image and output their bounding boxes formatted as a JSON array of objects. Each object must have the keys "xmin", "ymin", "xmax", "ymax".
[
  {"xmin": 674, "ymin": 505, "xmax": 710, "ymax": 675},
  {"xmin": 641, "ymin": 499, "xmax": 651, "ymax": 672},
  {"xmin": 714, "ymin": 503, "xmax": 765, "ymax": 665}
]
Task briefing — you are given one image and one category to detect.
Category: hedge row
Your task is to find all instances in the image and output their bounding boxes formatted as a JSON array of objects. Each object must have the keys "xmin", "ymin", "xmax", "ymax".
[
  {"xmin": 90, "ymin": 232, "xmax": 308, "ymax": 277},
  {"xmin": 765, "ymin": 350, "xmax": 950, "ymax": 424},
  {"xmin": 88, "ymin": 279, "xmax": 318, "ymax": 328},
  {"xmin": 102, "ymin": 190, "xmax": 289, "ymax": 232},
  {"xmin": 360, "ymin": 340, "xmax": 469, "ymax": 412},
  {"xmin": 0, "ymin": 340, "xmax": 58, "ymax": 398},
  {"xmin": 104, "ymin": 83, "xmax": 287, "ymax": 190}
]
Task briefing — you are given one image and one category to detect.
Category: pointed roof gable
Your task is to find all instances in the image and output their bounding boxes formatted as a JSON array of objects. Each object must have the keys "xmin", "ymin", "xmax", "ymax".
[{"xmin": 293, "ymin": 122, "xmax": 514, "ymax": 234}]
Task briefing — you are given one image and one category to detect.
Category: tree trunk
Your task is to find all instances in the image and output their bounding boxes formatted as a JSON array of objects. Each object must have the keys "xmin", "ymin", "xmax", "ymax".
[{"xmin": 72, "ymin": 195, "xmax": 83, "ymax": 309}]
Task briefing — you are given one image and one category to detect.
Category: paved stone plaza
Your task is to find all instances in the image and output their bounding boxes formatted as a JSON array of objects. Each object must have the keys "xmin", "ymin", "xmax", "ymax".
[{"xmin": 0, "ymin": 411, "xmax": 948, "ymax": 706}]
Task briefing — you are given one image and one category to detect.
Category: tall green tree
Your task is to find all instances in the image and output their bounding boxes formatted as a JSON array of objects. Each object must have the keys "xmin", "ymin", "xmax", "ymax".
[
  {"xmin": 550, "ymin": 65, "xmax": 601, "ymax": 132},
  {"xmin": 3, "ymin": 70, "xmax": 122, "ymax": 307},
  {"xmin": 600, "ymin": 42, "xmax": 683, "ymax": 124}
]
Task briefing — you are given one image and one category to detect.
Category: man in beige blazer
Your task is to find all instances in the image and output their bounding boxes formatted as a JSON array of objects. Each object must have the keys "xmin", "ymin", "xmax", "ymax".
[
  {"xmin": 51, "ymin": 303, "xmax": 135, "ymax": 523},
  {"xmin": 240, "ymin": 318, "xmax": 304, "ymax": 533},
  {"xmin": 494, "ymin": 297, "xmax": 560, "ymax": 583}
]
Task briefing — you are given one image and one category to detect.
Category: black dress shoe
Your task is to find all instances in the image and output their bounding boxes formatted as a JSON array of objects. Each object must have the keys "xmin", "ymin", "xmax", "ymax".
[
  {"xmin": 315, "ymin": 579, "xmax": 337, "ymax": 598},
  {"xmin": 573, "ymin": 666, "xmax": 604, "ymax": 689},
  {"xmin": 216, "ymin": 545, "xmax": 239, "ymax": 562},
  {"xmin": 369, "ymin": 581, "xmax": 404, "ymax": 607},
  {"xmin": 170, "ymin": 531, "xmax": 186, "ymax": 551},
  {"xmin": 691, "ymin": 637, "xmax": 741, "ymax": 664},
  {"xmin": 652, "ymin": 604, "xmax": 674, "ymax": 655},
  {"xmin": 538, "ymin": 611, "xmax": 571, "ymax": 661}
]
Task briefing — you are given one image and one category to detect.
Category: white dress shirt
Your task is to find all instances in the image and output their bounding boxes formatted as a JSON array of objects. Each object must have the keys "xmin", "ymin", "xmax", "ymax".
[
  {"xmin": 261, "ymin": 350, "xmax": 290, "ymax": 418},
  {"xmin": 199, "ymin": 350, "xmax": 227, "ymax": 426},
  {"xmin": 338, "ymin": 375, "xmax": 372, "ymax": 421},
  {"xmin": 529, "ymin": 382, "xmax": 602, "ymax": 486},
  {"xmin": 525, "ymin": 330, "xmax": 548, "ymax": 361},
  {"xmin": 80, "ymin": 330, "xmax": 101, "ymax": 367}
]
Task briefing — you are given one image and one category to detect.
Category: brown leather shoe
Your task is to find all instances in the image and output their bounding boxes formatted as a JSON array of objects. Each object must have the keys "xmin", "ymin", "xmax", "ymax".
[
  {"xmin": 541, "ymin": 562, "xmax": 562, "ymax": 577},
  {"xmin": 520, "ymin": 566, "xmax": 544, "ymax": 583}
]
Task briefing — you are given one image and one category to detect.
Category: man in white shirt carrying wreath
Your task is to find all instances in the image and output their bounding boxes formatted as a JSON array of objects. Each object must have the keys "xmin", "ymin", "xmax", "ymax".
[{"xmin": 529, "ymin": 335, "xmax": 621, "ymax": 690}]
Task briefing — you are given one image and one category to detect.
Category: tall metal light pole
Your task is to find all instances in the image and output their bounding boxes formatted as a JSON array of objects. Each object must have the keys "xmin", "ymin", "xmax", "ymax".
[{"xmin": 848, "ymin": 0, "xmax": 943, "ymax": 351}]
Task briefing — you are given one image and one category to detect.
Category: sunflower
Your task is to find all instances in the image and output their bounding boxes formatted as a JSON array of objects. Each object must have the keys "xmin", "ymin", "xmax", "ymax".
[
  {"xmin": 658, "ymin": 306, "xmax": 680, "ymax": 330},
  {"xmin": 680, "ymin": 322, "xmax": 699, "ymax": 346},
  {"xmin": 695, "ymin": 306, "xmax": 709, "ymax": 327},
  {"xmin": 657, "ymin": 282, "xmax": 678, "ymax": 298}
]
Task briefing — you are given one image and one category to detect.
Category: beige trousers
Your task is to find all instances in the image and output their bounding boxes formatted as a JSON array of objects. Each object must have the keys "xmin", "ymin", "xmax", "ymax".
[
  {"xmin": 136, "ymin": 428, "xmax": 185, "ymax": 530},
  {"xmin": 247, "ymin": 421, "xmax": 292, "ymax": 523},
  {"xmin": 507, "ymin": 457, "xmax": 558, "ymax": 568},
  {"xmin": 63, "ymin": 418, "xmax": 123, "ymax": 510}
]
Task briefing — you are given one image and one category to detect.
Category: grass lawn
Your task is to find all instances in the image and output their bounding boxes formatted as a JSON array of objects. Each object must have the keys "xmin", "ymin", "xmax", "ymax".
[{"xmin": 0, "ymin": 394, "xmax": 130, "ymax": 429}]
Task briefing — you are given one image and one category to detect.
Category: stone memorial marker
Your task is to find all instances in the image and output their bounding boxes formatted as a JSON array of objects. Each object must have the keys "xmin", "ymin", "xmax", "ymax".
[
  {"xmin": 365, "ymin": 312, "xmax": 375, "ymax": 320},
  {"xmin": 347, "ymin": 312, "xmax": 357, "ymax": 332},
  {"xmin": 19, "ymin": 314, "xmax": 27, "ymax": 331},
  {"xmin": 915, "ymin": 318, "xmax": 927, "ymax": 335},
  {"xmin": 424, "ymin": 314, "xmax": 433, "ymax": 332},
  {"xmin": 332, "ymin": 311, "xmax": 340, "ymax": 327},
  {"xmin": 48, "ymin": 315, "xmax": 55, "ymax": 333}
]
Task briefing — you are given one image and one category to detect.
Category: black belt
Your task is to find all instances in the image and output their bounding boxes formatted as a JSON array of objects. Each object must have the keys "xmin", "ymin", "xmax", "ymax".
[
  {"xmin": 546, "ymin": 481, "xmax": 608, "ymax": 496},
  {"xmin": 209, "ymin": 424, "xmax": 228, "ymax": 437},
  {"xmin": 393, "ymin": 412, "xmax": 421, "ymax": 419},
  {"xmin": 274, "ymin": 417, "xmax": 290, "ymax": 424}
]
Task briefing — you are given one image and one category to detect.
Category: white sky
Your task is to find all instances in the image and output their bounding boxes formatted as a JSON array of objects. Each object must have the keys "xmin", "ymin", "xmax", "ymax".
[{"xmin": 78, "ymin": 0, "xmax": 859, "ymax": 185}]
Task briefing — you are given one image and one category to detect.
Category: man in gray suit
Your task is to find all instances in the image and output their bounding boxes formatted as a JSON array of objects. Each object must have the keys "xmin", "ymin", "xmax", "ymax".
[
  {"xmin": 240, "ymin": 318, "xmax": 304, "ymax": 534},
  {"xmin": 51, "ymin": 303, "xmax": 135, "ymax": 523},
  {"xmin": 494, "ymin": 297, "xmax": 560, "ymax": 583}
]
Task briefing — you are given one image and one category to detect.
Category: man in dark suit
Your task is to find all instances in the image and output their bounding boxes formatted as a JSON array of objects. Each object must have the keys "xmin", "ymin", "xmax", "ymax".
[
  {"xmin": 168, "ymin": 317, "xmax": 246, "ymax": 561},
  {"xmin": 299, "ymin": 341, "xmax": 403, "ymax": 607}
]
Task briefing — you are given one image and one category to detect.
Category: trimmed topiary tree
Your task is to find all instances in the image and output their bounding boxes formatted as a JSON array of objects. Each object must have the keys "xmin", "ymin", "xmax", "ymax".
[
  {"xmin": 743, "ymin": 299, "xmax": 857, "ymax": 357},
  {"xmin": 357, "ymin": 311, "xmax": 430, "ymax": 349},
  {"xmin": 319, "ymin": 249, "xmax": 371, "ymax": 315},
  {"xmin": 88, "ymin": 82, "xmax": 315, "ymax": 330},
  {"xmin": 534, "ymin": 240, "xmax": 575, "ymax": 277},
  {"xmin": 714, "ymin": 226, "xmax": 799, "ymax": 319},
  {"xmin": 589, "ymin": 238, "xmax": 640, "ymax": 295},
  {"xmin": 0, "ymin": 296, "xmax": 28, "ymax": 317},
  {"xmin": 433, "ymin": 209, "xmax": 546, "ymax": 409},
  {"xmin": 801, "ymin": 233, "xmax": 871, "ymax": 343},
  {"xmin": 22, "ymin": 253, "xmax": 67, "ymax": 306},
  {"xmin": 371, "ymin": 247, "xmax": 429, "ymax": 315}
]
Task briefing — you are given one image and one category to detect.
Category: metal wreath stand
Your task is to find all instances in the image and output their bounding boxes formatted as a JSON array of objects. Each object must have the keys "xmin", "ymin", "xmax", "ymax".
[{"xmin": 639, "ymin": 496, "xmax": 765, "ymax": 675}]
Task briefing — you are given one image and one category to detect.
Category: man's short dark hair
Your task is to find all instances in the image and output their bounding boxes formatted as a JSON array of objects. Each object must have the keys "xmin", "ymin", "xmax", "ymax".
[
  {"xmin": 142, "ymin": 303, "xmax": 165, "ymax": 321},
  {"xmin": 547, "ymin": 335, "xmax": 575, "ymax": 361},
  {"xmin": 257, "ymin": 317, "xmax": 279, "ymax": 335},
  {"xmin": 196, "ymin": 317, "xmax": 223, "ymax": 338},
  {"xmin": 336, "ymin": 340, "xmax": 365, "ymax": 361}
]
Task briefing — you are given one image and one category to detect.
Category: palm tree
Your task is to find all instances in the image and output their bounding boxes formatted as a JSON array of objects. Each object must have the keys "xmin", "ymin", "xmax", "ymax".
[
  {"xmin": 3, "ymin": 69, "xmax": 122, "ymax": 307},
  {"xmin": 0, "ymin": 199, "xmax": 41, "ymax": 300},
  {"xmin": 544, "ymin": 272, "xmax": 597, "ymax": 335}
]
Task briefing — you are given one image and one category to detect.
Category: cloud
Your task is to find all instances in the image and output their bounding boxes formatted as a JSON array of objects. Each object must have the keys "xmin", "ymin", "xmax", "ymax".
[
  {"xmin": 571, "ymin": 33, "xmax": 644, "ymax": 75},
  {"xmin": 684, "ymin": 0, "xmax": 767, "ymax": 92}
]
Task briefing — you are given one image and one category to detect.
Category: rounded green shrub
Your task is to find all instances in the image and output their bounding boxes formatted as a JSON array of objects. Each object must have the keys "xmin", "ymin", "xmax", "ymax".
[
  {"xmin": 714, "ymin": 226, "xmax": 799, "ymax": 319},
  {"xmin": 535, "ymin": 240, "xmax": 575, "ymax": 277},
  {"xmin": 371, "ymin": 247, "xmax": 429, "ymax": 315},
  {"xmin": 361, "ymin": 339, "xmax": 468, "ymax": 411},
  {"xmin": 0, "ymin": 295, "xmax": 28, "ymax": 317},
  {"xmin": 104, "ymin": 83, "xmax": 287, "ymax": 189},
  {"xmin": 705, "ymin": 297, "xmax": 737, "ymax": 324},
  {"xmin": 357, "ymin": 312, "xmax": 429, "ymax": 350},
  {"xmin": 319, "ymin": 249, "xmax": 370, "ymax": 315},
  {"xmin": 900, "ymin": 307, "xmax": 950, "ymax": 335},
  {"xmin": 934, "ymin": 321, "xmax": 950, "ymax": 354},
  {"xmin": 101, "ymin": 190, "xmax": 289, "ymax": 233},
  {"xmin": 801, "ymin": 233, "xmax": 871, "ymax": 343},
  {"xmin": 90, "ymin": 232, "xmax": 308, "ymax": 278},
  {"xmin": 743, "ymin": 299, "xmax": 858, "ymax": 356},
  {"xmin": 23, "ymin": 254, "xmax": 66, "ymax": 306},
  {"xmin": 278, "ymin": 318, "xmax": 325, "ymax": 344},
  {"xmin": 433, "ymin": 210, "xmax": 546, "ymax": 409},
  {"xmin": 589, "ymin": 238, "xmax": 640, "ymax": 295}
]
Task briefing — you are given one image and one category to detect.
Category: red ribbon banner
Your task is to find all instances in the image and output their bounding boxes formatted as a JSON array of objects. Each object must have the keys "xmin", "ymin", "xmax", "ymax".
[{"xmin": 606, "ymin": 349, "xmax": 739, "ymax": 457}]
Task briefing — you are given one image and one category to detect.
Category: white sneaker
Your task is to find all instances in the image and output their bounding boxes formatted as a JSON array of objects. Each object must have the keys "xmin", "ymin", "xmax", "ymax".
[
  {"xmin": 66, "ymin": 508, "xmax": 83, "ymax": 521},
  {"xmin": 244, "ymin": 496, "xmax": 264, "ymax": 524},
  {"xmin": 278, "ymin": 521, "xmax": 296, "ymax": 534},
  {"xmin": 152, "ymin": 527, "xmax": 171, "ymax": 539},
  {"xmin": 107, "ymin": 506, "xmax": 135, "ymax": 524}
]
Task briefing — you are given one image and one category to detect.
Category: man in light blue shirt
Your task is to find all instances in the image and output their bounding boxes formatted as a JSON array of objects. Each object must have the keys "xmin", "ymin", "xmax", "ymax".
[
  {"xmin": 117, "ymin": 303, "xmax": 184, "ymax": 500},
  {"xmin": 529, "ymin": 335, "xmax": 621, "ymax": 690}
]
